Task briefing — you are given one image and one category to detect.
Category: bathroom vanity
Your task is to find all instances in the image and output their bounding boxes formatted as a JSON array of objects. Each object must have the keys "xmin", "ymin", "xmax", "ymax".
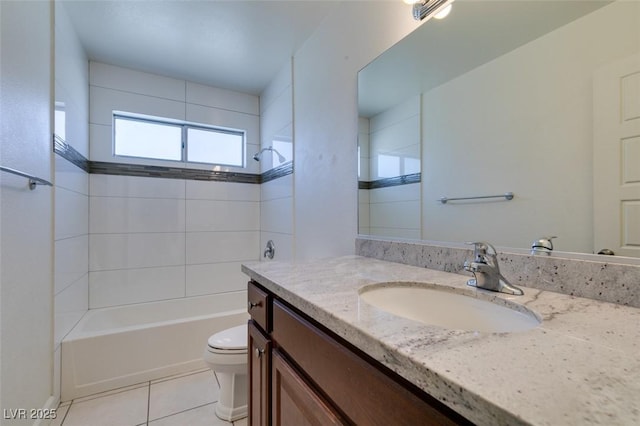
[
  {"xmin": 246, "ymin": 280, "xmax": 469, "ymax": 425},
  {"xmin": 243, "ymin": 255, "xmax": 640, "ymax": 425}
]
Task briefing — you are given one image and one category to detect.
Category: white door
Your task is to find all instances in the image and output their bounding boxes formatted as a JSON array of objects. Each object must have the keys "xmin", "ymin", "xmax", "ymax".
[{"xmin": 593, "ymin": 53, "xmax": 640, "ymax": 257}]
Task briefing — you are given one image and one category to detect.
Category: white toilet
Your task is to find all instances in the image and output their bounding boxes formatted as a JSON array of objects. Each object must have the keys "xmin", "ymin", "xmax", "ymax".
[{"xmin": 203, "ymin": 324, "xmax": 248, "ymax": 421}]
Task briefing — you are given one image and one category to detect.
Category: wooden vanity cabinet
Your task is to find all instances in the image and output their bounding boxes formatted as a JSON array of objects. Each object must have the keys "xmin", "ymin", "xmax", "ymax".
[
  {"xmin": 249, "ymin": 321, "xmax": 271, "ymax": 426},
  {"xmin": 247, "ymin": 280, "xmax": 470, "ymax": 426}
]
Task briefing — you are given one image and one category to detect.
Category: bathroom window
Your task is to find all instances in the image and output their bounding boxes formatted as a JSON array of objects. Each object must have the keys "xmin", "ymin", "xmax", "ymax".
[{"xmin": 113, "ymin": 112, "xmax": 245, "ymax": 167}]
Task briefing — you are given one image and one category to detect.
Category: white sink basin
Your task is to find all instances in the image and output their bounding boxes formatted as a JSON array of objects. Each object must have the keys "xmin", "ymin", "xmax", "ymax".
[{"xmin": 358, "ymin": 282, "xmax": 540, "ymax": 333}]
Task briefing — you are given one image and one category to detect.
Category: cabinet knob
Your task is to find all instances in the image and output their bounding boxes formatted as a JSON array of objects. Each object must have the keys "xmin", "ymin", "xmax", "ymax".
[
  {"xmin": 255, "ymin": 348, "xmax": 264, "ymax": 358},
  {"xmin": 248, "ymin": 301, "xmax": 262, "ymax": 310}
]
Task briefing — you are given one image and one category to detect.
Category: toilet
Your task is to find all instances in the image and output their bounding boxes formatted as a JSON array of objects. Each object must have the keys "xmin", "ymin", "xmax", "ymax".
[{"xmin": 203, "ymin": 324, "xmax": 248, "ymax": 421}]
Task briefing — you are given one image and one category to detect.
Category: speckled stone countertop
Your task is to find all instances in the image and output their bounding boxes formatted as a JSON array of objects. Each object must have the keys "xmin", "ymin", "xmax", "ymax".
[{"xmin": 242, "ymin": 256, "xmax": 640, "ymax": 426}]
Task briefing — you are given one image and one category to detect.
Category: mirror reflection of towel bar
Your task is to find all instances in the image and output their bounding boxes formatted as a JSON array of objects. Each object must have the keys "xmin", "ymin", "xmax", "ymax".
[
  {"xmin": 439, "ymin": 192, "xmax": 514, "ymax": 204},
  {"xmin": 0, "ymin": 166, "xmax": 53, "ymax": 190}
]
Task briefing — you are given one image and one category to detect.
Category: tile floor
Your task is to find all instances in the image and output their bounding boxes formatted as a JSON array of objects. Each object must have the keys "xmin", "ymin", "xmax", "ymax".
[{"xmin": 52, "ymin": 369, "xmax": 246, "ymax": 426}]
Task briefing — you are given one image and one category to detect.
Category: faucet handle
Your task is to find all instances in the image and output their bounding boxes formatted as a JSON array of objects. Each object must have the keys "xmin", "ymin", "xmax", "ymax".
[
  {"xmin": 465, "ymin": 241, "xmax": 494, "ymax": 262},
  {"xmin": 531, "ymin": 236, "xmax": 557, "ymax": 255}
]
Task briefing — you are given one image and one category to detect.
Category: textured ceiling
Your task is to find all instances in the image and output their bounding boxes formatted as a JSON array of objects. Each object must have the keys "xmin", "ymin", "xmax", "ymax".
[{"xmin": 61, "ymin": 1, "xmax": 338, "ymax": 95}]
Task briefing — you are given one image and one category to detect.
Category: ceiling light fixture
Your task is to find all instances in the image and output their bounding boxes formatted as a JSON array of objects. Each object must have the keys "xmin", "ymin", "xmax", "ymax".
[{"xmin": 412, "ymin": 0, "xmax": 454, "ymax": 21}]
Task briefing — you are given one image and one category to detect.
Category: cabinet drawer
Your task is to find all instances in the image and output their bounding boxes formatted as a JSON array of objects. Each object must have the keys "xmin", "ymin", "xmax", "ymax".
[
  {"xmin": 272, "ymin": 300, "xmax": 469, "ymax": 426},
  {"xmin": 248, "ymin": 281, "xmax": 270, "ymax": 331}
]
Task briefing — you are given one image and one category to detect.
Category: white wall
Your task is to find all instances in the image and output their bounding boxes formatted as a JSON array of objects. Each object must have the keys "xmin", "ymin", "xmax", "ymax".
[
  {"xmin": 292, "ymin": 2, "xmax": 419, "ymax": 260},
  {"xmin": 259, "ymin": 60, "xmax": 294, "ymax": 261},
  {"xmin": 421, "ymin": 1, "xmax": 640, "ymax": 253},
  {"xmin": 53, "ymin": 0, "xmax": 90, "ymax": 404},
  {"xmin": 0, "ymin": 0, "xmax": 55, "ymax": 422},
  {"xmin": 88, "ymin": 63, "xmax": 260, "ymax": 308}
]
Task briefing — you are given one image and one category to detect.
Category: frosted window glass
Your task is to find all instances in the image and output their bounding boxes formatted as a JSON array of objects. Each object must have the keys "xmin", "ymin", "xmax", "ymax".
[
  {"xmin": 187, "ymin": 128, "xmax": 244, "ymax": 167},
  {"xmin": 55, "ymin": 109, "xmax": 66, "ymax": 140},
  {"xmin": 114, "ymin": 118, "xmax": 182, "ymax": 161}
]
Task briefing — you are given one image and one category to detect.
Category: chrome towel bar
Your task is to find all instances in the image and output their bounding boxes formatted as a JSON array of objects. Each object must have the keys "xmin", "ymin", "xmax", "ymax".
[
  {"xmin": 0, "ymin": 166, "xmax": 52, "ymax": 190},
  {"xmin": 439, "ymin": 192, "xmax": 514, "ymax": 204}
]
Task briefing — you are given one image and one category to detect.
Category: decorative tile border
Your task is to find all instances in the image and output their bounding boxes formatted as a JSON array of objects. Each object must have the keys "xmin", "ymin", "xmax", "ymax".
[
  {"xmin": 262, "ymin": 161, "xmax": 293, "ymax": 183},
  {"xmin": 359, "ymin": 172, "xmax": 421, "ymax": 190},
  {"xmin": 53, "ymin": 137, "xmax": 293, "ymax": 184},
  {"xmin": 89, "ymin": 161, "xmax": 262, "ymax": 184},
  {"xmin": 356, "ymin": 236, "xmax": 640, "ymax": 308},
  {"xmin": 53, "ymin": 135, "xmax": 90, "ymax": 173}
]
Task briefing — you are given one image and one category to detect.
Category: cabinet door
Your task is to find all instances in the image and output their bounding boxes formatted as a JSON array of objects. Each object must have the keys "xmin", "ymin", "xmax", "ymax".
[
  {"xmin": 249, "ymin": 321, "xmax": 271, "ymax": 426},
  {"xmin": 272, "ymin": 350, "xmax": 345, "ymax": 426}
]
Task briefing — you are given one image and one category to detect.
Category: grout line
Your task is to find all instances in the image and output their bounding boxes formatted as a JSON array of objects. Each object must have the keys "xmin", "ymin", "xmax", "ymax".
[
  {"xmin": 59, "ymin": 401, "xmax": 71, "ymax": 425},
  {"xmin": 146, "ymin": 381, "xmax": 151, "ymax": 425},
  {"xmin": 148, "ymin": 402, "xmax": 218, "ymax": 424},
  {"xmin": 150, "ymin": 368, "xmax": 211, "ymax": 385},
  {"xmin": 70, "ymin": 381, "xmax": 149, "ymax": 404}
]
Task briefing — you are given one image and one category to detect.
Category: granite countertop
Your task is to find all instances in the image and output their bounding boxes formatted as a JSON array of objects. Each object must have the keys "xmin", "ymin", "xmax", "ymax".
[{"xmin": 242, "ymin": 255, "xmax": 640, "ymax": 426}]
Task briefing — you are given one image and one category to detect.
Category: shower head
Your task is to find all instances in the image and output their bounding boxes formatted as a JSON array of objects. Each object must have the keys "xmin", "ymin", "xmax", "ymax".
[{"xmin": 252, "ymin": 146, "xmax": 286, "ymax": 164}]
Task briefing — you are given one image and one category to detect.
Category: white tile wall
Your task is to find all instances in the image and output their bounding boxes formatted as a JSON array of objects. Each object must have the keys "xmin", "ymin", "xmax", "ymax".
[
  {"xmin": 89, "ymin": 233, "xmax": 186, "ymax": 271},
  {"xmin": 186, "ymin": 200, "xmax": 260, "ymax": 232},
  {"xmin": 89, "ymin": 62, "xmax": 260, "ymax": 173},
  {"xmin": 259, "ymin": 62, "xmax": 294, "ymax": 261},
  {"xmin": 186, "ymin": 262, "xmax": 248, "ymax": 296},
  {"xmin": 90, "ymin": 61, "xmax": 186, "ymax": 101},
  {"xmin": 90, "ymin": 85, "xmax": 187, "ymax": 126},
  {"xmin": 359, "ymin": 97, "xmax": 421, "ymax": 239},
  {"xmin": 87, "ymin": 64, "xmax": 263, "ymax": 308},
  {"xmin": 369, "ymin": 96, "xmax": 420, "ymax": 180},
  {"xmin": 358, "ymin": 117, "xmax": 370, "ymax": 181},
  {"xmin": 186, "ymin": 180, "xmax": 259, "ymax": 201},
  {"xmin": 90, "ymin": 196, "xmax": 186, "ymax": 234},
  {"xmin": 186, "ymin": 231, "xmax": 259, "ymax": 265},
  {"xmin": 55, "ymin": 235, "xmax": 89, "ymax": 295},
  {"xmin": 89, "ymin": 176, "xmax": 260, "ymax": 308},
  {"xmin": 55, "ymin": 186, "xmax": 89, "ymax": 240},
  {"xmin": 90, "ymin": 266, "xmax": 186, "ymax": 308},
  {"xmin": 90, "ymin": 174, "xmax": 186, "ymax": 199},
  {"xmin": 54, "ymin": 274, "xmax": 89, "ymax": 345},
  {"xmin": 54, "ymin": 2, "xmax": 90, "ymax": 406}
]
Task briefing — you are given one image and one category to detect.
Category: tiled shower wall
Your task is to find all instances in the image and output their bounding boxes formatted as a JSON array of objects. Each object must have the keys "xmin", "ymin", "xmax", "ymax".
[
  {"xmin": 54, "ymin": 1, "xmax": 89, "ymax": 402},
  {"xmin": 89, "ymin": 175, "xmax": 259, "ymax": 307},
  {"xmin": 88, "ymin": 62, "xmax": 261, "ymax": 308},
  {"xmin": 359, "ymin": 96, "xmax": 421, "ymax": 239},
  {"xmin": 259, "ymin": 60, "xmax": 294, "ymax": 261}
]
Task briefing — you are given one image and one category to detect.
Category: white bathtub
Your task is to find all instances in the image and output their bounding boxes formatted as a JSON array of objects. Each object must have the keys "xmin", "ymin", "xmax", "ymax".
[{"xmin": 61, "ymin": 292, "xmax": 249, "ymax": 401}]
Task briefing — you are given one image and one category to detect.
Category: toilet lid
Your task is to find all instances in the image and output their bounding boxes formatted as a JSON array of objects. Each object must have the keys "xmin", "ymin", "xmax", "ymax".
[{"xmin": 207, "ymin": 324, "xmax": 247, "ymax": 350}]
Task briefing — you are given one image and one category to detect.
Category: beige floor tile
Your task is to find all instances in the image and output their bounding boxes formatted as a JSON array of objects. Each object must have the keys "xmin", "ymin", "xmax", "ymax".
[
  {"xmin": 61, "ymin": 385, "xmax": 149, "ymax": 426},
  {"xmin": 232, "ymin": 416, "xmax": 248, "ymax": 426},
  {"xmin": 50, "ymin": 403, "xmax": 70, "ymax": 426},
  {"xmin": 149, "ymin": 403, "xmax": 232, "ymax": 426},
  {"xmin": 149, "ymin": 370, "xmax": 219, "ymax": 421}
]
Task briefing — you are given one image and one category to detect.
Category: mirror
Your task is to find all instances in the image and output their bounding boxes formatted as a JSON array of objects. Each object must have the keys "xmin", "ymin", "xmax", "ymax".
[{"xmin": 358, "ymin": 0, "xmax": 640, "ymax": 258}]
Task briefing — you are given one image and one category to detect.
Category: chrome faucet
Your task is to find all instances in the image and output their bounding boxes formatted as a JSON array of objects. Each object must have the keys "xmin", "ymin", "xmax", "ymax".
[{"xmin": 463, "ymin": 242, "xmax": 523, "ymax": 295}]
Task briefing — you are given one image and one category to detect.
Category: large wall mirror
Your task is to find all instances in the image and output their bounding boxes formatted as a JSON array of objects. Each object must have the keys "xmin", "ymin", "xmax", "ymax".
[{"xmin": 358, "ymin": 0, "xmax": 640, "ymax": 259}]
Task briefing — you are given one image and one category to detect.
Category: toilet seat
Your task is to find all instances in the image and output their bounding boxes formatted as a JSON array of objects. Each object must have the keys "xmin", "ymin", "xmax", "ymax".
[{"xmin": 207, "ymin": 324, "xmax": 247, "ymax": 353}]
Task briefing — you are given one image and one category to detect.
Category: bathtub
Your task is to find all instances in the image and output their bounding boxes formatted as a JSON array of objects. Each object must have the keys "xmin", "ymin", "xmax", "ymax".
[{"xmin": 61, "ymin": 291, "xmax": 249, "ymax": 401}]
